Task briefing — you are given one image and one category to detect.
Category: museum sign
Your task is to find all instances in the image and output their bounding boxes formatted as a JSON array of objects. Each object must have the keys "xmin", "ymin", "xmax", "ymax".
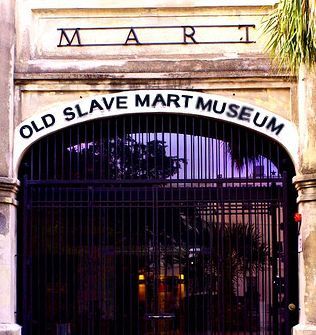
[{"xmin": 14, "ymin": 90, "xmax": 298, "ymax": 172}]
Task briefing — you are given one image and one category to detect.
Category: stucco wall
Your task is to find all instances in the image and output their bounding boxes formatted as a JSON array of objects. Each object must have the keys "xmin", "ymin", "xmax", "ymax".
[
  {"xmin": 5, "ymin": 2, "xmax": 316, "ymax": 335},
  {"xmin": 14, "ymin": 1, "xmax": 298, "ymax": 165}
]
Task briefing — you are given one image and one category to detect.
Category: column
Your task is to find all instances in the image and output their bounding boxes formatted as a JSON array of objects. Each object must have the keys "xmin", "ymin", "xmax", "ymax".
[
  {"xmin": 292, "ymin": 65, "xmax": 316, "ymax": 334},
  {"xmin": 293, "ymin": 175, "xmax": 316, "ymax": 334},
  {"xmin": 0, "ymin": 179, "xmax": 20, "ymax": 335},
  {"xmin": 0, "ymin": 0, "xmax": 21, "ymax": 333}
]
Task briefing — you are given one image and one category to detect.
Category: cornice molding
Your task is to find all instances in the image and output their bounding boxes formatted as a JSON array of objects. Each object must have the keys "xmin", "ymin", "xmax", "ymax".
[
  {"xmin": 293, "ymin": 174, "xmax": 316, "ymax": 203},
  {"xmin": 0, "ymin": 177, "xmax": 20, "ymax": 206}
]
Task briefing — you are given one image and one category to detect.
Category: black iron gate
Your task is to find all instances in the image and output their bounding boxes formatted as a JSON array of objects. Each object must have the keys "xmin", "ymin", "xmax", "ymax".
[{"xmin": 17, "ymin": 114, "xmax": 298, "ymax": 335}]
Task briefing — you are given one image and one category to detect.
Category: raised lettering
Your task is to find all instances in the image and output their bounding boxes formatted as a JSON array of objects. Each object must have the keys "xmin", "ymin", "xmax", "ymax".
[
  {"xmin": 135, "ymin": 94, "xmax": 150, "ymax": 107},
  {"xmin": 31, "ymin": 121, "xmax": 44, "ymax": 133},
  {"xmin": 226, "ymin": 104, "xmax": 240, "ymax": 118},
  {"xmin": 213, "ymin": 101, "xmax": 226, "ymax": 114},
  {"xmin": 89, "ymin": 99, "xmax": 104, "ymax": 113},
  {"xmin": 253, "ymin": 112, "xmax": 268, "ymax": 127},
  {"xmin": 102, "ymin": 97, "xmax": 115, "ymax": 110},
  {"xmin": 58, "ymin": 28, "xmax": 81, "ymax": 47},
  {"xmin": 63, "ymin": 107, "xmax": 76, "ymax": 121},
  {"xmin": 20, "ymin": 125, "xmax": 33, "ymax": 139},
  {"xmin": 116, "ymin": 96, "xmax": 128, "ymax": 109},
  {"xmin": 125, "ymin": 28, "xmax": 141, "ymax": 45},
  {"xmin": 167, "ymin": 94, "xmax": 180, "ymax": 108},
  {"xmin": 239, "ymin": 25, "xmax": 254, "ymax": 42},
  {"xmin": 238, "ymin": 106, "xmax": 253, "ymax": 122},
  {"xmin": 266, "ymin": 117, "xmax": 284, "ymax": 135},
  {"xmin": 183, "ymin": 26, "xmax": 197, "ymax": 44},
  {"xmin": 152, "ymin": 94, "xmax": 167, "ymax": 107},
  {"xmin": 196, "ymin": 97, "xmax": 212, "ymax": 112},
  {"xmin": 75, "ymin": 104, "xmax": 88, "ymax": 117},
  {"xmin": 182, "ymin": 95, "xmax": 193, "ymax": 108},
  {"xmin": 42, "ymin": 114, "xmax": 55, "ymax": 128}
]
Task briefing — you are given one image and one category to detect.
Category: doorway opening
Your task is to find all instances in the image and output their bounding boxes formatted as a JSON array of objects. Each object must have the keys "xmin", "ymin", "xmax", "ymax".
[{"xmin": 17, "ymin": 114, "xmax": 298, "ymax": 334}]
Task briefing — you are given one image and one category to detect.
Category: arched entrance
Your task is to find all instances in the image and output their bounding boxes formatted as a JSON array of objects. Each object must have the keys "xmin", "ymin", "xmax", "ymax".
[{"xmin": 17, "ymin": 113, "xmax": 298, "ymax": 335}]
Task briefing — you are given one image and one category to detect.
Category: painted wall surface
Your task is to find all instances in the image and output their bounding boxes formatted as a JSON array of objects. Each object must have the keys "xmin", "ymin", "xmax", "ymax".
[
  {"xmin": 5, "ymin": 1, "xmax": 316, "ymax": 335},
  {"xmin": 11, "ymin": 0, "xmax": 300, "ymax": 190},
  {"xmin": 16, "ymin": 1, "xmax": 272, "ymax": 70},
  {"xmin": 14, "ymin": 1, "xmax": 298, "ymax": 164}
]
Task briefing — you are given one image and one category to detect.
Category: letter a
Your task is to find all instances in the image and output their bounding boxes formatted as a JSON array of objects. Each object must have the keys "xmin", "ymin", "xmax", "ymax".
[{"xmin": 125, "ymin": 28, "xmax": 141, "ymax": 45}]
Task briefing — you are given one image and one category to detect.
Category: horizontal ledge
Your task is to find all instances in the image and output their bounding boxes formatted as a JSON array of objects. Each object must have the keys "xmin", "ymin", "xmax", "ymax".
[
  {"xmin": 293, "ymin": 174, "xmax": 316, "ymax": 203},
  {"xmin": 29, "ymin": 0, "xmax": 278, "ymax": 10},
  {"xmin": 0, "ymin": 197, "xmax": 19, "ymax": 206},
  {"xmin": 14, "ymin": 55, "xmax": 294, "ymax": 78},
  {"xmin": 0, "ymin": 177, "xmax": 20, "ymax": 187},
  {"xmin": 14, "ymin": 71, "xmax": 294, "ymax": 81},
  {"xmin": 292, "ymin": 324, "xmax": 316, "ymax": 334},
  {"xmin": 0, "ymin": 178, "xmax": 20, "ymax": 196},
  {"xmin": 293, "ymin": 173, "xmax": 316, "ymax": 185},
  {"xmin": 0, "ymin": 324, "xmax": 21, "ymax": 334}
]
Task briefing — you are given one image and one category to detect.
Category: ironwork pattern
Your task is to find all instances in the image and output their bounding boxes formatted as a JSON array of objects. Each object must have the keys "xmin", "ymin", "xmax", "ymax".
[{"xmin": 17, "ymin": 114, "xmax": 298, "ymax": 335}]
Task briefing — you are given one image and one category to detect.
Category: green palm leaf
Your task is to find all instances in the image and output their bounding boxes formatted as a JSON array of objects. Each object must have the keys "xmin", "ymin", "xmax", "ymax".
[{"xmin": 263, "ymin": 0, "xmax": 316, "ymax": 73}]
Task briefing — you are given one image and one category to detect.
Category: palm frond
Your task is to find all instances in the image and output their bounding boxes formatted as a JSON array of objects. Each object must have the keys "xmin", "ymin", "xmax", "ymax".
[{"xmin": 262, "ymin": 0, "xmax": 316, "ymax": 73}]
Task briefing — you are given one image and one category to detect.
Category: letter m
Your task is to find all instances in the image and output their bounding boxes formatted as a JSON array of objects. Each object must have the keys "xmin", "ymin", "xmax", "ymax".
[
  {"xmin": 266, "ymin": 117, "xmax": 284, "ymax": 135},
  {"xmin": 58, "ymin": 28, "xmax": 81, "ymax": 47},
  {"xmin": 196, "ymin": 97, "xmax": 212, "ymax": 112}
]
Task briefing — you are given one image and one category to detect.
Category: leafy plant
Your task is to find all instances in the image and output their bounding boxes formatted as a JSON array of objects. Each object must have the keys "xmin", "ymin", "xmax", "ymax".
[
  {"xmin": 263, "ymin": 0, "xmax": 316, "ymax": 73},
  {"xmin": 68, "ymin": 135, "xmax": 185, "ymax": 180}
]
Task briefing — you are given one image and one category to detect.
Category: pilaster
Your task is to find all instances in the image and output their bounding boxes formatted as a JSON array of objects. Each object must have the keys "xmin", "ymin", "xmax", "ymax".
[
  {"xmin": 0, "ymin": 0, "xmax": 15, "ymax": 177},
  {"xmin": 292, "ymin": 174, "xmax": 316, "ymax": 333},
  {"xmin": 0, "ymin": 0, "xmax": 21, "ymax": 333},
  {"xmin": 0, "ymin": 325, "xmax": 21, "ymax": 335},
  {"xmin": 0, "ymin": 178, "xmax": 20, "ymax": 333}
]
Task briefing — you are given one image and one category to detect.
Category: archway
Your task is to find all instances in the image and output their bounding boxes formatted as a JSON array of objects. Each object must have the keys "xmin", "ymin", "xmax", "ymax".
[
  {"xmin": 17, "ymin": 111, "xmax": 298, "ymax": 335},
  {"xmin": 13, "ymin": 90, "xmax": 298, "ymax": 176}
]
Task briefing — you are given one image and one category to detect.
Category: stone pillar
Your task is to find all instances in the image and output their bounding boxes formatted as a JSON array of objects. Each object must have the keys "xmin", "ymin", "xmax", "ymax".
[
  {"xmin": 292, "ymin": 66, "xmax": 316, "ymax": 334},
  {"xmin": 0, "ymin": 178, "xmax": 20, "ymax": 334},
  {"xmin": 0, "ymin": 0, "xmax": 14, "ymax": 176},
  {"xmin": 293, "ymin": 175, "xmax": 316, "ymax": 334},
  {"xmin": 0, "ymin": 0, "xmax": 21, "ymax": 333}
]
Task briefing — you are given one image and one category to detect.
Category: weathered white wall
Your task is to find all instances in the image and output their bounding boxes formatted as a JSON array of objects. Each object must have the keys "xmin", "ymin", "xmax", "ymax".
[
  {"xmin": 15, "ymin": 1, "xmax": 274, "ymax": 72},
  {"xmin": 4, "ymin": 1, "xmax": 316, "ymax": 335},
  {"xmin": 292, "ymin": 66, "xmax": 316, "ymax": 335},
  {"xmin": 0, "ymin": 0, "xmax": 21, "ymax": 333}
]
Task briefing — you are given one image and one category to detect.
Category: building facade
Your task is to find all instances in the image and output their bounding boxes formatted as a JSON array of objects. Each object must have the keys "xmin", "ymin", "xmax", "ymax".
[{"xmin": 1, "ymin": 0, "xmax": 316, "ymax": 334}]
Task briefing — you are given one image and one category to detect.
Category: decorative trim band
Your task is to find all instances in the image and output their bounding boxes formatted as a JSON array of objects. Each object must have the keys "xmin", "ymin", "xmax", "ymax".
[
  {"xmin": 293, "ymin": 174, "xmax": 316, "ymax": 203},
  {"xmin": 0, "ymin": 197, "xmax": 19, "ymax": 206},
  {"xmin": 0, "ymin": 178, "xmax": 20, "ymax": 206}
]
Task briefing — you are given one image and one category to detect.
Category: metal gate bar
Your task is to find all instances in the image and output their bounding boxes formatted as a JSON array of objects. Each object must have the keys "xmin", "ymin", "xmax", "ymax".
[
  {"xmin": 17, "ymin": 114, "xmax": 297, "ymax": 335},
  {"xmin": 20, "ymin": 179, "xmax": 287, "ymax": 335}
]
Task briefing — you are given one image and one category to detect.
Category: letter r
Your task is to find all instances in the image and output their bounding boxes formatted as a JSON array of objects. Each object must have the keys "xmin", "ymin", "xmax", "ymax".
[{"xmin": 183, "ymin": 26, "xmax": 198, "ymax": 44}]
